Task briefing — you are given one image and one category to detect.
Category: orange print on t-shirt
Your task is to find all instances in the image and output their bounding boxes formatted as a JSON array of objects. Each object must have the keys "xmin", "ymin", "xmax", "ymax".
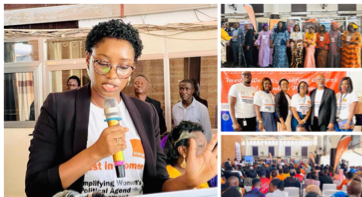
[{"xmin": 130, "ymin": 139, "xmax": 145, "ymax": 159}]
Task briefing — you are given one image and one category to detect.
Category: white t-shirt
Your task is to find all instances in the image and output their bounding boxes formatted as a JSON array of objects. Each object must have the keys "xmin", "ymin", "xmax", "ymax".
[
  {"xmin": 314, "ymin": 89, "xmax": 324, "ymax": 117},
  {"xmin": 291, "ymin": 94, "xmax": 311, "ymax": 115},
  {"xmin": 228, "ymin": 83, "xmax": 257, "ymax": 118},
  {"xmin": 254, "ymin": 91, "xmax": 275, "ymax": 113},
  {"xmin": 285, "ymin": 94, "xmax": 292, "ymax": 115},
  {"xmin": 336, "ymin": 92, "xmax": 358, "ymax": 123},
  {"xmin": 83, "ymin": 101, "xmax": 145, "ymax": 197}
]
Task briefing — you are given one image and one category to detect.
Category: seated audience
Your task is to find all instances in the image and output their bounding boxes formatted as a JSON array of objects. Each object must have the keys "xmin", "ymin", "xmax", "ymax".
[
  {"xmin": 284, "ymin": 169, "xmax": 301, "ymax": 188},
  {"xmin": 266, "ymin": 179, "xmax": 287, "ymax": 197},
  {"xmin": 245, "ymin": 179, "xmax": 264, "ymax": 197}
]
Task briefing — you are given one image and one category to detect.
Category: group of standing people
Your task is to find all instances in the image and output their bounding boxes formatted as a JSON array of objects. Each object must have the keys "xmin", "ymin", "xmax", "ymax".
[
  {"xmin": 228, "ymin": 72, "xmax": 359, "ymax": 132},
  {"xmin": 222, "ymin": 21, "xmax": 362, "ymax": 68}
]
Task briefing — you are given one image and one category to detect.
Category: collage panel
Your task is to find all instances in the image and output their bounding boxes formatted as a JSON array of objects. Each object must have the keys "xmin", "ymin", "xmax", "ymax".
[
  {"xmin": 221, "ymin": 71, "xmax": 362, "ymax": 132},
  {"xmin": 3, "ymin": 4, "xmax": 218, "ymax": 197},
  {"xmin": 221, "ymin": 4, "xmax": 362, "ymax": 68},
  {"xmin": 221, "ymin": 134, "xmax": 362, "ymax": 197}
]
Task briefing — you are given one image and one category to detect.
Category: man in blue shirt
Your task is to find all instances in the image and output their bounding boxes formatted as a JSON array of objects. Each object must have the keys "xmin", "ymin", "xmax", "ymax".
[
  {"xmin": 230, "ymin": 23, "xmax": 245, "ymax": 67},
  {"xmin": 244, "ymin": 178, "xmax": 264, "ymax": 197},
  {"xmin": 349, "ymin": 166, "xmax": 357, "ymax": 173}
]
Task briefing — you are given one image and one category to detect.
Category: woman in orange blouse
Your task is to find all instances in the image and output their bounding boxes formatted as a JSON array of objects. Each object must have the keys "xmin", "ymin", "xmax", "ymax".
[
  {"xmin": 316, "ymin": 25, "xmax": 330, "ymax": 68},
  {"xmin": 341, "ymin": 22, "xmax": 362, "ymax": 68},
  {"xmin": 337, "ymin": 172, "xmax": 354, "ymax": 190},
  {"xmin": 304, "ymin": 26, "xmax": 317, "ymax": 68}
]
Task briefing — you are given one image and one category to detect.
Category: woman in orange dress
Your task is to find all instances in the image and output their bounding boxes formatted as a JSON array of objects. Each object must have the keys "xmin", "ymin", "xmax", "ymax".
[
  {"xmin": 341, "ymin": 22, "xmax": 362, "ymax": 68},
  {"xmin": 304, "ymin": 26, "xmax": 317, "ymax": 68},
  {"xmin": 316, "ymin": 25, "xmax": 330, "ymax": 68}
]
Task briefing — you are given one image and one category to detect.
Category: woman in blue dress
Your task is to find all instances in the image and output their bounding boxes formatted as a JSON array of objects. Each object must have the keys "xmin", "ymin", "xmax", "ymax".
[{"xmin": 271, "ymin": 21, "xmax": 290, "ymax": 68}]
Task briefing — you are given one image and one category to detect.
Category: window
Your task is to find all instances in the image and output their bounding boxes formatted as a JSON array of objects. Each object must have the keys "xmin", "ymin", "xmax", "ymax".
[
  {"xmin": 4, "ymin": 72, "xmax": 35, "ymax": 121},
  {"xmin": 252, "ymin": 147, "xmax": 258, "ymax": 156},
  {"xmin": 4, "ymin": 40, "xmax": 39, "ymax": 63},
  {"xmin": 285, "ymin": 147, "xmax": 291, "ymax": 156},
  {"xmin": 50, "ymin": 69, "xmax": 90, "ymax": 93},
  {"xmin": 302, "ymin": 147, "xmax": 308, "ymax": 157},
  {"xmin": 251, "ymin": 4, "xmax": 263, "ymax": 13},
  {"xmin": 269, "ymin": 147, "xmax": 275, "ymax": 156},
  {"xmin": 46, "ymin": 38, "xmax": 86, "ymax": 60}
]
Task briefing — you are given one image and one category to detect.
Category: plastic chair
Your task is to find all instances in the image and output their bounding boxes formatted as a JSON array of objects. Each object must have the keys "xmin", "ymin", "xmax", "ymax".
[
  {"xmin": 302, "ymin": 189, "xmax": 306, "ymax": 197},
  {"xmin": 323, "ymin": 190, "xmax": 338, "ymax": 196},
  {"xmin": 342, "ymin": 185, "xmax": 347, "ymax": 192},
  {"xmin": 323, "ymin": 184, "xmax": 337, "ymax": 191},
  {"xmin": 284, "ymin": 187, "xmax": 299, "ymax": 197},
  {"xmin": 333, "ymin": 180, "xmax": 342, "ymax": 186}
]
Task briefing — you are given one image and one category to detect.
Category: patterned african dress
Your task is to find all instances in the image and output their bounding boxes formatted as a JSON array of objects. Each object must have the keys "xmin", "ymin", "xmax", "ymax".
[
  {"xmin": 271, "ymin": 29, "xmax": 290, "ymax": 68},
  {"xmin": 328, "ymin": 29, "xmax": 342, "ymax": 68},
  {"xmin": 290, "ymin": 32, "xmax": 304, "ymax": 68},
  {"xmin": 341, "ymin": 31, "xmax": 362, "ymax": 68},
  {"xmin": 316, "ymin": 32, "xmax": 330, "ymax": 68},
  {"xmin": 221, "ymin": 28, "xmax": 232, "ymax": 64},
  {"xmin": 303, "ymin": 32, "xmax": 317, "ymax": 68}
]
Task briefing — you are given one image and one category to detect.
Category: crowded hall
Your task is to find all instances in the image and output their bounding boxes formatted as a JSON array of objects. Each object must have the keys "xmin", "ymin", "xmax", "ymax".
[
  {"xmin": 4, "ymin": 4, "xmax": 218, "ymax": 197},
  {"xmin": 221, "ymin": 135, "xmax": 362, "ymax": 197},
  {"xmin": 221, "ymin": 4, "xmax": 362, "ymax": 68},
  {"xmin": 221, "ymin": 71, "xmax": 362, "ymax": 132}
]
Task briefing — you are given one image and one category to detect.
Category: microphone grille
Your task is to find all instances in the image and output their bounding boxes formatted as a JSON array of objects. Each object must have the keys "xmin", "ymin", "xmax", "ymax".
[
  {"xmin": 104, "ymin": 98, "xmax": 120, "ymax": 118},
  {"xmin": 104, "ymin": 98, "xmax": 118, "ymax": 108}
]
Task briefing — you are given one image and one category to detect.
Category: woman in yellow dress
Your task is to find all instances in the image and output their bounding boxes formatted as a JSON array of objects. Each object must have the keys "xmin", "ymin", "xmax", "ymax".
[
  {"xmin": 341, "ymin": 22, "xmax": 362, "ymax": 68},
  {"xmin": 304, "ymin": 26, "xmax": 317, "ymax": 68},
  {"xmin": 164, "ymin": 121, "xmax": 210, "ymax": 189},
  {"xmin": 221, "ymin": 22, "xmax": 236, "ymax": 66}
]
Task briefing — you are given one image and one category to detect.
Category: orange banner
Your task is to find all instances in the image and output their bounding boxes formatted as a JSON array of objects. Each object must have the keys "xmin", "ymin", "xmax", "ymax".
[
  {"xmin": 244, "ymin": 4, "xmax": 257, "ymax": 32},
  {"xmin": 221, "ymin": 71, "xmax": 347, "ymax": 104},
  {"xmin": 270, "ymin": 19, "xmax": 281, "ymax": 30},
  {"xmin": 334, "ymin": 136, "xmax": 352, "ymax": 170}
]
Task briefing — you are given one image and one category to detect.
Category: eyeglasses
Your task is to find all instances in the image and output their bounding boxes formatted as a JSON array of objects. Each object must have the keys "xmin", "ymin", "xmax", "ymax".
[
  {"xmin": 242, "ymin": 73, "xmax": 252, "ymax": 77},
  {"xmin": 91, "ymin": 55, "xmax": 134, "ymax": 79}
]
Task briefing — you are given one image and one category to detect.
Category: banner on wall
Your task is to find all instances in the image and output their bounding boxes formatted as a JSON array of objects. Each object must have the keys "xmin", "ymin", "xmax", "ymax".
[
  {"xmin": 235, "ymin": 142, "xmax": 241, "ymax": 161},
  {"xmin": 269, "ymin": 19, "xmax": 281, "ymax": 30},
  {"xmin": 304, "ymin": 18, "xmax": 316, "ymax": 32},
  {"xmin": 239, "ymin": 20, "xmax": 253, "ymax": 31},
  {"xmin": 220, "ymin": 71, "xmax": 347, "ymax": 131},
  {"xmin": 320, "ymin": 19, "xmax": 333, "ymax": 32},
  {"xmin": 244, "ymin": 4, "xmax": 257, "ymax": 32},
  {"xmin": 287, "ymin": 18, "xmax": 301, "ymax": 33},
  {"xmin": 334, "ymin": 136, "xmax": 352, "ymax": 170}
]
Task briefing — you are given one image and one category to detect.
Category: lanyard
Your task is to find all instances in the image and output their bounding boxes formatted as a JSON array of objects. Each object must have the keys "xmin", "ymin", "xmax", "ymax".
[
  {"xmin": 300, "ymin": 94, "xmax": 307, "ymax": 104},
  {"xmin": 264, "ymin": 91, "xmax": 274, "ymax": 104},
  {"xmin": 338, "ymin": 93, "xmax": 348, "ymax": 112}
]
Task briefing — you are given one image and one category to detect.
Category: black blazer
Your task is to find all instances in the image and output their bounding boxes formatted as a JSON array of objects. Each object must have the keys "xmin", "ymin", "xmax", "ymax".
[
  {"xmin": 145, "ymin": 96, "xmax": 167, "ymax": 135},
  {"xmin": 25, "ymin": 84, "xmax": 169, "ymax": 197},
  {"xmin": 310, "ymin": 87, "xmax": 336, "ymax": 126},
  {"xmin": 244, "ymin": 29, "xmax": 255, "ymax": 47},
  {"xmin": 275, "ymin": 91, "xmax": 291, "ymax": 123}
]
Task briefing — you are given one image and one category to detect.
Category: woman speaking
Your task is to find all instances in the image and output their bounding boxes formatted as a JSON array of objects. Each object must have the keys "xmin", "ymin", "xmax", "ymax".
[{"xmin": 25, "ymin": 19, "xmax": 218, "ymax": 197}]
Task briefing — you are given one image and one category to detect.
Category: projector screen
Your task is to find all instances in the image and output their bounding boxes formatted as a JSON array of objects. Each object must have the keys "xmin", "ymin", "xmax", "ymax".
[{"xmin": 244, "ymin": 156, "xmax": 254, "ymax": 163}]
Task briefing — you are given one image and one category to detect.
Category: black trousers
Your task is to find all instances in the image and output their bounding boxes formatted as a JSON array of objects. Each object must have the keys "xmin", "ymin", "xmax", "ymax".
[
  {"xmin": 245, "ymin": 45, "xmax": 254, "ymax": 67},
  {"xmin": 237, "ymin": 117, "xmax": 257, "ymax": 131},
  {"xmin": 311, "ymin": 117, "xmax": 328, "ymax": 131}
]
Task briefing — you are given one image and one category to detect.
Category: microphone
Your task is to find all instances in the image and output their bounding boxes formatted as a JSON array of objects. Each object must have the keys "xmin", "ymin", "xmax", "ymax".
[
  {"xmin": 53, "ymin": 190, "xmax": 104, "ymax": 197},
  {"xmin": 104, "ymin": 98, "xmax": 125, "ymax": 178}
]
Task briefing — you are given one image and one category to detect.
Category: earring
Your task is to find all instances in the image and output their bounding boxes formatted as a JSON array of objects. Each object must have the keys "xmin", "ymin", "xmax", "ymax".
[
  {"xmin": 181, "ymin": 154, "xmax": 187, "ymax": 168},
  {"xmin": 127, "ymin": 77, "xmax": 131, "ymax": 86}
]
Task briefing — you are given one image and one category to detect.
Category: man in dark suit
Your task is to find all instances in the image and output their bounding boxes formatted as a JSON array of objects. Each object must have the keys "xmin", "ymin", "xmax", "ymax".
[
  {"xmin": 244, "ymin": 179, "xmax": 264, "ymax": 197},
  {"xmin": 230, "ymin": 23, "xmax": 245, "ymax": 67},
  {"xmin": 310, "ymin": 73, "xmax": 336, "ymax": 131},
  {"xmin": 318, "ymin": 169, "xmax": 333, "ymax": 191},
  {"xmin": 134, "ymin": 75, "xmax": 167, "ymax": 135},
  {"xmin": 244, "ymin": 24, "xmax": 255, "ymax": 67}
]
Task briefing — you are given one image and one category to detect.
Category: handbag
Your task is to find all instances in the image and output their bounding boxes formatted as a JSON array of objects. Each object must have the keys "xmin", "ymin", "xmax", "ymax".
[
  {"xmin": 281, "ymin": 39, "xmax": 287, "ymax": 46},
  {"xmin": 337, "ymin": 119, "xmax": 354, "ymax": 130}
]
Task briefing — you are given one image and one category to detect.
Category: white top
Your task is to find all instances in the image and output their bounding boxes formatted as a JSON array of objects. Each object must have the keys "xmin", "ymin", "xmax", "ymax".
[
  {"xmin": 228, "ymin": 83, "xmax": 257, "ymax": 118},
  {"xmin": 291, "ymin": 94, "xmax": 312, "ymax": 115},
  {"xmin": 285, "ymin": 94, "xmax": 292, "ymax": 115},
  {"xmin": 314, "ymin": 89, "xmax": 324, "ymax": 117},
  {"xmin": 83, "ymin": 101, "xmax": 145, "ymax": 196},
  {"xmin": 290, "ymin": 32, "xmax": 304, "ymax": 48},
  {"xmin": 336, "ymin": 92, "xmax": 358, "ymax": 123},
  {"xmin": 254, "ymin": 91, "xmax": 275, "ymax": 113},
  {"xmin": 266, "ymin": 190, "xmax": 288, "ymax": 197},
  {"xmin": 172, "ymin": 98, "xmax": 212, "ymax": 142}
]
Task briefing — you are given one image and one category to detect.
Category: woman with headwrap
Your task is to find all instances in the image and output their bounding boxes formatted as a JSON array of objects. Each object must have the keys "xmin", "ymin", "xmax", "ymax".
[
  {"xmin": 290, "ymin": 24, "xmax": 304, "ymax": 68},
  {"xmin": 271, "ymin": 21, "xmax": 290, "ymax": 68},
  {"xmin": 255, "ymin": 23, "xmax": 273, "ymax": 67},
  {"xmin": 316, "ymin": 25, "xmax": 330, "ymax": 68},
  {"xmin": 328, "ymin": 22, "xmax": 343, "ymax": 68},
  {"xmin": 341, "ymin": 22, "xmax": 362, "ymax": 68},
  {"xmin": 304, "ymin": 26, "xmax": 317, "ymax": 68}
]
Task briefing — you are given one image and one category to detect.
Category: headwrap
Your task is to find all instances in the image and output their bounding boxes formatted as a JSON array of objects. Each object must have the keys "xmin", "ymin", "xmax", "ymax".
[
  {"xmin": 349, "ymin": 22, "xmax": 358, "ymax": 29},
  {"xmin": 263, "ymin": 23, "xmax": 268, "ymax": 28},
  {"xmin": 332, "ymin": 22, "xmax": 339, "ymax": 28}
]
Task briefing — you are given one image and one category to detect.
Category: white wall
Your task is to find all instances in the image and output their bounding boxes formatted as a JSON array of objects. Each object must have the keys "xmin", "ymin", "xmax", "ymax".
[
  {"xmin": 247, "ymin": 144, "xmax": 316, "ymax": 157},
  {"xmin": 4, "ymin": 128, "xmax": 33, "ymax": 197}
]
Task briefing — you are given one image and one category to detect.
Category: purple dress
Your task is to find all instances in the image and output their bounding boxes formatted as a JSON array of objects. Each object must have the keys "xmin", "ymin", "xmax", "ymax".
[{"xmin": 254, "ymin": 30, "xmax": 273, "ymax": 67}]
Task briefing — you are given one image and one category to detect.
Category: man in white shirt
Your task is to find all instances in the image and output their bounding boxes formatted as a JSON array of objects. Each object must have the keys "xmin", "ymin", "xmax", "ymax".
[
  {"xmin": 310, "ymin": 74, "xmax": 337, "ymax": 131},
  {"xmin": 228, "ymin": 71, "xmax": 257, "ymax": 131},
  {"xmin": 172, "ymin": 79, "xmax": 212, "ymax": 142}
]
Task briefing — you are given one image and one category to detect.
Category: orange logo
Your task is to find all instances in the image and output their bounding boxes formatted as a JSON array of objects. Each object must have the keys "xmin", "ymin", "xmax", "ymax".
[
  {"xmin": 252, "ymin": 93, "xmax": 255, "ymax": 96},
  {"xmin": 130, "ymin": 139, "xmax": 145, "ymax": 159},
  {"xmin": 343, "ymin": 99, "xmax": 347, "ymax": 102},
  {"xmin": 307, "ymin": 101, "xmax": 310, "ymax": 104}
]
